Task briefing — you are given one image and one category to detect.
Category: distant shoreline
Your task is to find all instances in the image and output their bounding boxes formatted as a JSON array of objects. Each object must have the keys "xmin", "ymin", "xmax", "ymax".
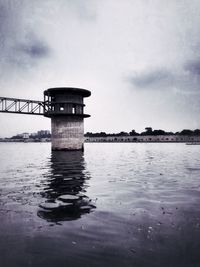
[
  {"xmin": 85, "ymin": 135, "xmax": 200, "ymax": 143},
  {"xmin": 0, "ymin": 138, "xmax": 51, "ymax": 143},
  {"xmin": 0, "ymin": 135, "xmax": 200, "ymax": 143}
]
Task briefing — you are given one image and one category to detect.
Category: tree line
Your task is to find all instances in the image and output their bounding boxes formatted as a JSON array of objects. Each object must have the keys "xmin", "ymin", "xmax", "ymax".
[{"xmin": 84, "ymin": 127, "xmax": 200, "ymax": 137}]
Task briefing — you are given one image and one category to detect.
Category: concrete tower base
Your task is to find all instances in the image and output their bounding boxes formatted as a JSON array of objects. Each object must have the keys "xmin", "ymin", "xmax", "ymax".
[{"xmin": 51, "ymin": 116, "xmax": 84, "ymax": 151}]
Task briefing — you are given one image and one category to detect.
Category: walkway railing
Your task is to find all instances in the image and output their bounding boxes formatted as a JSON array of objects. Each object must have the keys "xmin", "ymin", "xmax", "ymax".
[{"xmin": 0, "ymin": 97, "xmax": 44, "ymax": 115}]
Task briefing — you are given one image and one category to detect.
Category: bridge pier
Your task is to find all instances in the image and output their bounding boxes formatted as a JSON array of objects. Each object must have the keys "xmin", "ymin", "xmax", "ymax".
[{"xmin": 44, "ymin": 87, "xmax": 91, "ymax": 151}]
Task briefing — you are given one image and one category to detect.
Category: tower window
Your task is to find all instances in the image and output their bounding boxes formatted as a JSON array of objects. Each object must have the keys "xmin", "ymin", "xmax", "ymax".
[{"xmin": 60, "ymin": 104, "xmax": 64, "ymax": 111}]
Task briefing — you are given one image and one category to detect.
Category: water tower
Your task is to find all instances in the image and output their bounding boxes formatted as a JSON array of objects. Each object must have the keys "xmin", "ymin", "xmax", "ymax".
[{"xmin": 44, "ymin": 87, "xmax": 91, "ymax": 151}]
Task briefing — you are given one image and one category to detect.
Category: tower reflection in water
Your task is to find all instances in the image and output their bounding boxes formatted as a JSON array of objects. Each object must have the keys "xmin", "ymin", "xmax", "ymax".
[{"xmin": 38, "ymin": 151, "xmax": 96, "ymax": 222}]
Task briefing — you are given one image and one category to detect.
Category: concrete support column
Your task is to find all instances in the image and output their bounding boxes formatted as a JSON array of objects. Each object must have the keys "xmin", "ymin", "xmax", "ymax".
[{"xmin": 51, "ymin": 116, "xmax": 84, "ymax": 151}]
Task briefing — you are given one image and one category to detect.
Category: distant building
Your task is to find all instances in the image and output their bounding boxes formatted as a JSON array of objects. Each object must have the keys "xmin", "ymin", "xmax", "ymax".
[
  {"xmin": 37, "ymin": 130, "xmax": 51, "ymax": 137},
  {"xmin": 22, "ymin": 133, "xmax": 29, "ymax": 139}
]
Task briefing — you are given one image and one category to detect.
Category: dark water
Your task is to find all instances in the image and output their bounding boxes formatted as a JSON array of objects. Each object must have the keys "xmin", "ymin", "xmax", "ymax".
[{"xmin": 0, "ymin": 143, "xmax": 200, "ymax": 267}]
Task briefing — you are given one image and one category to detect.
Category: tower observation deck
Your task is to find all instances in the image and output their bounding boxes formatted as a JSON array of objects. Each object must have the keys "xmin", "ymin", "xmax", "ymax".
[{"xmin": 0, "ymin": 87, "xmax": 91, "ymax": 151}]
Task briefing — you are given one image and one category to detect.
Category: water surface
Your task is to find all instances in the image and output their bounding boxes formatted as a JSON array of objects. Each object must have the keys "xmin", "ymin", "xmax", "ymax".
[{"xmin": 0, "ymin": 143, "xmax": 200, "ymax": 267}]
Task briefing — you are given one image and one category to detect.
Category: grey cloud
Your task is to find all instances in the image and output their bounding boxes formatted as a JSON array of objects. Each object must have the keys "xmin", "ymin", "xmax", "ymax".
[
  {"xmin": 0, "ymin": 4, "xmax": 6, "ymax": 29},
  {"xmin": 17, "ymin": 40, "xmax": 50, "ymax": 59},
  {"xmin": 0, "ymin": 1, "xmax": 51, "ymax": 70},
  {"xmin": 0, "ymin": 2, "xmax": 11, "ymax": 28},
  {"xmin": 7, "ymin": 37, "xmax": 51, "ymax": 68},
  {"xmin": 127, "ymin": 62, "xmax": 200, "ymax": 95},
  {"xmin": 128, "ymin": 69, "xmax": 174, "ymax": 89},
  {"xmin": 0, "ymin": 1, "xmax": 19, "ymax": 47},
  {"xmin": 184, "ymin": 59, "xmax": 200, "ymax": 76}
]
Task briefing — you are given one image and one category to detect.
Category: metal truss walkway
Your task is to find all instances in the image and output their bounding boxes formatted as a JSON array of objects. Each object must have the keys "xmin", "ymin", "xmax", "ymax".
[{"xmin": 0, "ymin": 97, "xmax": 44, "ymax": 115}]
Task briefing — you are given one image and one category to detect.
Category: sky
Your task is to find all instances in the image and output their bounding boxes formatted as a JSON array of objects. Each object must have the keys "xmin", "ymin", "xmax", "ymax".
[{"xmin": 0, "ymin": 0, "xmax": 200, "ymax": 137}]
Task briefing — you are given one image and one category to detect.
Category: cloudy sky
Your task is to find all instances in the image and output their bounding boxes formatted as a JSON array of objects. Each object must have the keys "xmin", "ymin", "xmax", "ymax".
[{"xmin": 0, "ymin": 0, "xmax": 200, "ymax": 137}]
